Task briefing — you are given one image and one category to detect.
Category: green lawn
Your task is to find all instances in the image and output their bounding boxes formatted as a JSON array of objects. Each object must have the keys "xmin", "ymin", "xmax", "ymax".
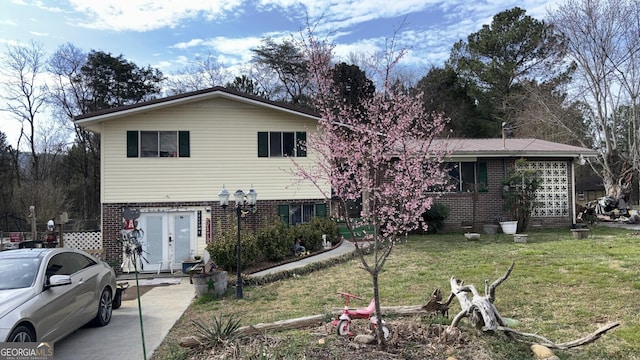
[{"xmin": 154, "ymin": 226, "xmax": 640, "ymax": 359}]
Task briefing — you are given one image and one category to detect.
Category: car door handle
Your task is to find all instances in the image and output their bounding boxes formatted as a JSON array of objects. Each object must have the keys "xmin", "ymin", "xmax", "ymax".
[{"xmin": 78, "ymin": 278, "xmax": 84, "ymax": 284}]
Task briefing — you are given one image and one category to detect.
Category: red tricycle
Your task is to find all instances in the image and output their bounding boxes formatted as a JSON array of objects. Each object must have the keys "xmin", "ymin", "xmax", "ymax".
[{"xmin": 332, "ymin": 291, "xmax": 390, "ymax": 339}]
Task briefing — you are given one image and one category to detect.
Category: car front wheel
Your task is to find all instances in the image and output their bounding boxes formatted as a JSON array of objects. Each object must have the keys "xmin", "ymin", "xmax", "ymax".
[
  {"xmin": 91, "ymin": 288, "xmax": 113, "ymax": 327},
  {"xmin": 8, "ymin": 325, "xmax": 35, "ymax": 342}
]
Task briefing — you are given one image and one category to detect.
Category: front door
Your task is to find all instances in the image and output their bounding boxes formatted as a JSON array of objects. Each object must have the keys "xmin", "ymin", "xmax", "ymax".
[{"xmin": 134, "ymin": 212, "xmax": 194, "ymax": 273}]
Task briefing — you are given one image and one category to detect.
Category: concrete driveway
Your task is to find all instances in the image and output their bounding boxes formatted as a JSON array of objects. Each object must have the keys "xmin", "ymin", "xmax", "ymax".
[
  {"xmin": 54, "ymin": 277, "xmax": 194, "ymax": 360},
  {"xmin": 52, "ymin": 241, "xmax": 356, "ymax": 359}
]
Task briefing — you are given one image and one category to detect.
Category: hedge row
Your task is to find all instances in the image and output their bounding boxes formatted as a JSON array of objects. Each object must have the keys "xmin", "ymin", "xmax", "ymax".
[{"xmin": 207, "ymin": 217, "xmax": 339, "ymax": 272}]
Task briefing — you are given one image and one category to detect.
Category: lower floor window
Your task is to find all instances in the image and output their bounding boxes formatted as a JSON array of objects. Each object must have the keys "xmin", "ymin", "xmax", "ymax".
[{"xmin": 278, "ymin": 203, "xmax": 327, "ymax": 225}]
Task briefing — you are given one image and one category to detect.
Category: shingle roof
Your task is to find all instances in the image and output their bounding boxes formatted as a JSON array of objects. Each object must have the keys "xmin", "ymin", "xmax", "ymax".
[
  {"xmin": 432, "ymin": 138, "xmax": 598, "ymax": 158},
  {"xmin": 74, "ymin": 86, "xmax": 320, "ymax": 125}
]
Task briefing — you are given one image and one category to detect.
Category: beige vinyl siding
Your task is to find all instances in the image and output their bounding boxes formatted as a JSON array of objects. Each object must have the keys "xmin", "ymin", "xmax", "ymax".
[{"xmin": 100, "ymin": 97, "xmax": 326, "ymax": 203}]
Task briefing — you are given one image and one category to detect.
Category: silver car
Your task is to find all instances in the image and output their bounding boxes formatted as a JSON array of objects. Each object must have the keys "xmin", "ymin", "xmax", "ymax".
[{"xmin": 0, "ymin": 248, "xmax": 117, "ymax": 342}]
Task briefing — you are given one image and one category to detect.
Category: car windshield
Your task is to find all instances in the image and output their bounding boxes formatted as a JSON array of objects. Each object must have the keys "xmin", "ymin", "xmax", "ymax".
[{"xmin": 0, "ymin": 257, "xmax": 41, "ymax": 290}]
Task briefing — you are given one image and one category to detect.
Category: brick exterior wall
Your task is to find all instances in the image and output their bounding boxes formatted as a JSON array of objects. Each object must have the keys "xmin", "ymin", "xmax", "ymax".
[
  {"xmin": 438, "ymin": 158, "xmax": 575, "ymax": 232},
  {"xmin": 101, "ymin": 158, "xmax": 577, "ymax": 268},
  {"xmin": 102, "ymin": 198, "xmax": 325, "ymax": 270}
]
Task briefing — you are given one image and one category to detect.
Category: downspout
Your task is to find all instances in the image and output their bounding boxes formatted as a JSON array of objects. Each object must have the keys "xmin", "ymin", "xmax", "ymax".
[
  {"xmin": 472, "ymin": 183, "xmax": 477, "ymax": 228},
  {"xmin": 571, "ymin": 159, "xmax": 577, "ymax": 226}
]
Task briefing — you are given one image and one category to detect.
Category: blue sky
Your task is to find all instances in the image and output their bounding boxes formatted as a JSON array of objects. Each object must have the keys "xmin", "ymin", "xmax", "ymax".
[{"xmin": 0, "ymin": 0, "xmax": 561, "ymax": 147}]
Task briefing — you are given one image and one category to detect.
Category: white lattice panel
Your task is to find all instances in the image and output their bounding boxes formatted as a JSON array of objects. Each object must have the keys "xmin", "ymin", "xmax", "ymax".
[
  {"xmin": 63, "ymin": 231, "xmax": 102, "ymax": 250},
  {"xmin": 517, "ymin": 161, "xmax": 569, "ymax": 217}
]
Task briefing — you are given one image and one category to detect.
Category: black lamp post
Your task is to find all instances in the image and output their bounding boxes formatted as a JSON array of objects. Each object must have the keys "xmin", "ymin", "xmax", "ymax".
[{"xmin": 218, "ymin": 185, "xmax": 257, "ymax": 299}]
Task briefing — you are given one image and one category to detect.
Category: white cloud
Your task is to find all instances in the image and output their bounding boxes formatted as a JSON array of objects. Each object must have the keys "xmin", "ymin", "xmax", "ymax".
[
  {"xmin": 32, "ymin": 1, "xmax": 65, "ymax": 13},
  {"xmin": 153, "ymin": 60, "xmax": 173, "ymax": 71},
  {"xmin": 0, "ymin": 19, "xmax": 17, "ymax": 26},
  {"xmin": 173, "ymin": 39, "xmax": 205, "ymax": 50},
  {"xmin": 261, "ymin": 0, "xmax": 443, "ymax": 34},
  {"xmin": 170, "ymin": 35, "xmax": 270, "ymax": 69},
  {"xmin": 203, "ymin": 36, "xmax": 263, "ymax": 63},
  {"xmin": 66, "ymin": 0, "xmax": 244, "ymax": 32},
  {"xmin": 333, "ymin": 38, "xmax": 383, "ymax": 62},
  {"xmin": 28, "ymin": 31, "xmax": 49, "ymax": 37}
]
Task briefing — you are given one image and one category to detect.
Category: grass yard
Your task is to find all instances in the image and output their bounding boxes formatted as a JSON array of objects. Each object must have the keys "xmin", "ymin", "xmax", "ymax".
[{"xmin": 153, "ymin": 226, "xmax": 640, "ymax": 360}]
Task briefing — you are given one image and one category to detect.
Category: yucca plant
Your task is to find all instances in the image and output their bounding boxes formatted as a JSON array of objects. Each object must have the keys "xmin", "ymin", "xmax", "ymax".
[{"xmin": 192, "ymin": 313, "xmax": 242, "ymax": 347}]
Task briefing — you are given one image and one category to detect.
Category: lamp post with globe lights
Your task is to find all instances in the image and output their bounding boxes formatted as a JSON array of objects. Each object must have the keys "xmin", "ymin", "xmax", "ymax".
[{"xmin": 218, "ymin": 185, "xmax": 257, "ymax": 299}]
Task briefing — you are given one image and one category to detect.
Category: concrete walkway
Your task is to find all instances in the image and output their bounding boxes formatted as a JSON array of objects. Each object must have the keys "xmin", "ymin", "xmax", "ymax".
[
  {"xmin": 54, "ymin": 277, "xmax": 194, "ymax": 360},
  {"xmin": 599, "ymin": 222, "xmax": 640, "ymax": 231},
  {"xmin": 249, "ymin": 240, "xmax": 356, "ymax": 277}
]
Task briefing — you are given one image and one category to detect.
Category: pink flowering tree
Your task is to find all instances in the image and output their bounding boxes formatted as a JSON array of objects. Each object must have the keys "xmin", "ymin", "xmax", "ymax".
[{"xmin": 293, "ymin": 34, "xmax": 450, "ymax": 347}]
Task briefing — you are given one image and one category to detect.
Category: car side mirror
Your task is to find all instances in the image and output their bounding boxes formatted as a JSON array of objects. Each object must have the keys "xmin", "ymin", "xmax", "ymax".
[{"xmin": 47, "ymin": 275, "xmax": 72, "ymax": 288}]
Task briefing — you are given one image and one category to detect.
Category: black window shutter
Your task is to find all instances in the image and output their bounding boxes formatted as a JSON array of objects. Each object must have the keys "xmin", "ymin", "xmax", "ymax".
[
  {"xmin": 277, "ymin": 204, "xmax": 290, "ymax": 224},
  {"xmin": 126, "ymin": 131, "xmax": 138, "ymax": 158},
  {"xmin": 296, "ymin": 132, "xmax": 307, "ymax": 157},
  {"xmin": 257, "ymin": 132, "xmax": 268, "ymax": 157},
  {"xmin": 315, "ymin": 203, "xmax": 327, "ymax": 217},
  {"xmin": 178, "ymin": 131, "xmax": 190, "ymax": 157},
  {"xmin": 478, "ymin": 162, "xmax": 488, "ymax": 192}
]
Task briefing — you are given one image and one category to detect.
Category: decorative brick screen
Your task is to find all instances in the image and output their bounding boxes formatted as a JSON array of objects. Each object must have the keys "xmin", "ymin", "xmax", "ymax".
[{"xmin": 518, "ymin": 161, "xmax": 569, "ymax": 217}]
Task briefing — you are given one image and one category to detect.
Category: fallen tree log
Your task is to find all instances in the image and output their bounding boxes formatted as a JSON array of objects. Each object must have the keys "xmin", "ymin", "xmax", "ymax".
[
  {"xmin": 497, "ymin": 322, "xmax": 621, "ymax": 350},
  {"xmin": 179, "ymin": 302, "xmax": 444, "ymax": 348},
  {"xmin": 236, "ymin": 315, "xmax": 325, "ymax": 336}
]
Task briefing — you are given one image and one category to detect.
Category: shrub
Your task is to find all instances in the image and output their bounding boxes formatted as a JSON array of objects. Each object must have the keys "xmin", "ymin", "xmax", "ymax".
[
  {"xmin": 290, "ymin": 216, "xmax": 340, "ymax": 251},
  {"xmin": 292, "ymin": 224, "xmax": 323, "ymax": 251},
  {"xmin": 206, "ymin": 226, "xmax": 259, "ymax": 271},
  {"xmin": 257, "ymin": 219, "xmax": 294, "ymax": 261},
  {"xmin": 419, "ymin": 203, "xmax": 450, "ymax": 234},
  {"xmin": 309, "ymin": 216, "xmax": 339, "ymax": 245}
]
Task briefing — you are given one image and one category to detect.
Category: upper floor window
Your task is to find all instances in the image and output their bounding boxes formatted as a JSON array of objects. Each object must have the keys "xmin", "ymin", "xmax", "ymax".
[
  {"xmin": 127, "ymin": 131, "xmax": 190, "ymax": 158},
  {"xmin": 257, "ymin": 131, "xmax": 306, "ymax": 158}
]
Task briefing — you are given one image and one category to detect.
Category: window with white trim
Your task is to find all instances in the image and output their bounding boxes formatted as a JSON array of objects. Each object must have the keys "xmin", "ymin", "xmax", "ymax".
[
  {"xmin": 445, "ymin": 161, "xmax": 488, "ymax": 192},
  {"xmin": 277, "ymin": 203, "xmax": 327, "ymax": 225}
]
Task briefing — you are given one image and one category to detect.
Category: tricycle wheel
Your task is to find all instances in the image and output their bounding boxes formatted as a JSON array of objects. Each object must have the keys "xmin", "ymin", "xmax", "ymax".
[
  {"xmin": 381, "ymin": 325, "xmax": 390, "ymax": 340},
  {"xmin": 369, "ymin": 323, "xmax": 391, "ymax": 340},
  {"xmin": 336, "ymin": 319, "xmax": 351, "ymax": 336}
]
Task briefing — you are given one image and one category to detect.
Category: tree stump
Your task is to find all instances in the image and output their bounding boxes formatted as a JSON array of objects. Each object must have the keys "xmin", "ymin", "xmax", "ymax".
[{"xmin": 448, "ymin": 262, "xmax": 514, "ymax": 331}]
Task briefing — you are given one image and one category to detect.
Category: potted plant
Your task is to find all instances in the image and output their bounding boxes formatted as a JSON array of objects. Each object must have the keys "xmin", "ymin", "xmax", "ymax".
[{"xmin": 501, "ymin": 159, "xmax": 542, "ymax": 234}]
